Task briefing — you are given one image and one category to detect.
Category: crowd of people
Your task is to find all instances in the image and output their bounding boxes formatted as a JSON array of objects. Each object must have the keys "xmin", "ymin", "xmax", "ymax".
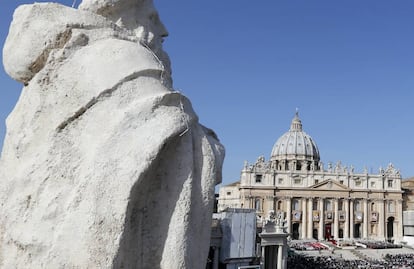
[
  {"xmin": 290, "ymin": 241, "xmax": 328, "ymax": 250},
  {"xmin": 289, "ymin": 239, "xmax": 402, "ymax": 251},
  {"xmin": 356, "ymin": 240, "xmax": 402, "ymax": 249},
  {"xmin": 288, "ymin": 253, "xmax": 414, "ymax": 269},
  {"xmin": 384, "ymin": 254, "xmax": 414, "ymax": 268}
]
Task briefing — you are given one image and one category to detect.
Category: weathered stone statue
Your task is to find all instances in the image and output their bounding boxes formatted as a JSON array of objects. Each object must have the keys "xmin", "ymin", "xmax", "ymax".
[{"xmin": 0, "ymin": 0, "xmax": 224, "ymax": 268}]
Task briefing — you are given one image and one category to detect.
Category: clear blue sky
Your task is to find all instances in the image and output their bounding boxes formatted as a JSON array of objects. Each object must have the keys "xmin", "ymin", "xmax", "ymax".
[{"xmin": 1, "ymin": 1, "xmax": 413, "ymax": 185}]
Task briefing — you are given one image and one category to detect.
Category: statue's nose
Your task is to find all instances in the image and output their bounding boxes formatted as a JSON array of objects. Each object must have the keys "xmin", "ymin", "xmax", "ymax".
[{"xmin": 160, "ymin": 22, "xmax": 168, "ymax": 38}]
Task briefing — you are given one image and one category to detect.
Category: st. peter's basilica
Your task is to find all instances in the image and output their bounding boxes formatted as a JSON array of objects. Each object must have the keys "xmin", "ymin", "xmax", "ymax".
[{"xmin": 218, "ymin": 112, "xmax": 403, "ymax": 242}]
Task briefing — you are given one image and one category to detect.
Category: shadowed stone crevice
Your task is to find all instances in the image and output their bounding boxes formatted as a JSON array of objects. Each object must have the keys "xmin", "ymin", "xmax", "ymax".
[{"xmin": 27, "ymin": 29, "xmax": 72, "ymax": 84}]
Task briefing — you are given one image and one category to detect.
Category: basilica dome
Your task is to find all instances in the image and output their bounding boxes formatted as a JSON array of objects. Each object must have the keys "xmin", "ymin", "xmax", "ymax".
[{"xmin": 270, "ymin": 112, "xmax": 320, "ymax": 171}]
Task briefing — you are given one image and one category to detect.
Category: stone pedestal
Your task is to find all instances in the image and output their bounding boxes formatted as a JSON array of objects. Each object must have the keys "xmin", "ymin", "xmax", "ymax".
[{"xmin": 259, "ymin": 218, "xmax": 289, "ymax": 269}]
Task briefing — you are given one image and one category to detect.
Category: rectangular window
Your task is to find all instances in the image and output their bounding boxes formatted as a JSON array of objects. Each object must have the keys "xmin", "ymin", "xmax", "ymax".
[
  {"xmin": 313, "ymin": 200, "xmax": 318, "ymax": 210},
  {"xmin": 226, "ymin": 192, "xmax": 231, "ymax": 196},
  {"xmin": 355, "ymin": 200, "xmax": 361, "ymax": 211},
  {"xmin": 278, "ymin": 178, "xmax": 283, "ymax": 184},
  {"xmin": 324, "ymin": 200, "xmax": 333, "ymax": 211},
  {"xmin": 292, "ymin": 199, "xmax": 300, "ymax": 210},
  {"xmin": 371, "ymin": 181, "xmax": 376, "ymax": 187},
  {"xmin": 315, "ymin": 179, "xmax": 319, "ymax": 184},
  {"xmin": 339, "ymin": 180, "xmax": 344, "ymax": 185},
  {"xmin": 338, "ymin": 200, "xmax": 343, "ymax": 211},
  {"xmin": 388, "ymin": 180, "xmax": 393, "ymax": 188},
  {"xmin": 255, "ymin": 174, "xmax": 262, "ymax": 183},
  {"xmin": 355, "ymin": 180, "xmax": 361, "ymax": 186},
  {"xmin": 294, "ymin": 178, "xmax": 302, "ymax": 185}
]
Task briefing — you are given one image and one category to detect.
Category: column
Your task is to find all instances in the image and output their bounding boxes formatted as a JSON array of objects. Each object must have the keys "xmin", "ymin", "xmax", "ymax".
[
  {"xmin": 261, "ymin": 245, "xmax": 265, "ymax": 268},
  {"xmin": 301, "ymin": 198, "xmax": 307, "ymax": 239},
  {"xmin": 318, "ymin": 198, "xmax": 324, "ymax": 240},
  {"xmin": 334, "ymin": 198, "xmax": 339, "ymax": 239},
  {"xmin": 344, "ymin": 199, "xmax": 349, "ymax": 239},
  {"xmin": 363, "ymin": 199, "xmax": 368, "ymax": 239},
  {"xmin": 378, "ymin": 199, "xmax": 385, "ymax": 240},
  {"xmin": 277, "ymin": 245, "xmax": 283, "ymax": 269},
  {"xmin": 350, "ymin": 199, "xmax": 354, "ymax": 239},
  {"xmin": 286, "ymin": 197, "xmax": 292, "ymax": 235},
  {"xmin": 307, "ymin": 198, "xmax": 313, "ymax": 239}
]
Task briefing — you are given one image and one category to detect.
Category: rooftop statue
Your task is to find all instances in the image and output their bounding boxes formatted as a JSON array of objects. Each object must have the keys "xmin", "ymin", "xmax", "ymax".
[{"xmin": 0, "ymin": 0, "xmax": 224, "ymax": 268}]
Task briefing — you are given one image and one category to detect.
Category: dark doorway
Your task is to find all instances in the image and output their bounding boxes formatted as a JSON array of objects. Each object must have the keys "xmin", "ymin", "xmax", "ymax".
[
  {"xmin": 339, "ymin": 229, "xmax": 344, "ymax": 239},
  {"xmin": 387, "ymin": 217, "xmax": 395, "ymax": 242},
  {"xmin": 325, "ymin": 224, "xmax": 331, "ymax": 240},
  {"xmin": 313, "ymin": 228, "xmax": 318, "ymax": 240},
  {"xmin": 292, "ymin": 223, "xmax": 300, "ymax": 239},
  {"xmin": 354, "ymin": 224, "xmax": 361, "ymax": 238}
]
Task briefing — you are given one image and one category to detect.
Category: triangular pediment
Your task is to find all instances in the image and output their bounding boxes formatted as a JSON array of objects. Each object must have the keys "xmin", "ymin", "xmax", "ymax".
[{"xmin": 310, "ymin": 180, "xmax": 350, "ymax": 191}]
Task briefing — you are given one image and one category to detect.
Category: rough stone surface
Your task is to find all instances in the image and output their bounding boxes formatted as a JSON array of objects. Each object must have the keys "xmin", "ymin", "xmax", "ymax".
[{"xmin": 0, "ymin": 1, "xmax": 224, "ymax": 268}]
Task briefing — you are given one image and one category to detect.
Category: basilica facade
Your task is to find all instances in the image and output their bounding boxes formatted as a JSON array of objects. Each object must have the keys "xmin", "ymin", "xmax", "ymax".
[{"xmin": 218, "ymin": 113, "xmax": 403, "ymax": 242}]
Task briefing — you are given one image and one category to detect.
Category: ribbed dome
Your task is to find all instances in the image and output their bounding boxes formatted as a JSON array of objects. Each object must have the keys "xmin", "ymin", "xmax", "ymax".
[{"xmin": 270, "ymin": 112, "xmax": 320, "ymax": 171}]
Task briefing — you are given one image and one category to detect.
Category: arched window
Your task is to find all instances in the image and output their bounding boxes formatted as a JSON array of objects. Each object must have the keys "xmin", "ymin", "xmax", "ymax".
[
  {"xmin": 277, "ymin": 200, "xmax": 283, "ymax": 210},
  {"xmin": 255, "ymin": 198, "xmax": 262, "ymax": 211}
]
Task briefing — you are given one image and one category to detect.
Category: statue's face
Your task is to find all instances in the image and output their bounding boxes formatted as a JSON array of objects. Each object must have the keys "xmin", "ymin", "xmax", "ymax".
[
  {"xmin": 130, "ymin": 1, "xmax": 168, "ymax": 51},
  {"xmin": 127, "ymin": 0, "xmax": 171, "ymax": 78}
]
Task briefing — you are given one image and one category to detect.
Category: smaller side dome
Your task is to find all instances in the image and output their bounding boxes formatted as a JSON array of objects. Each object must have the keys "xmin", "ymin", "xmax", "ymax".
[{"xmin": 270, "ymin": 111, "xmax": 320, "ymax": 171}]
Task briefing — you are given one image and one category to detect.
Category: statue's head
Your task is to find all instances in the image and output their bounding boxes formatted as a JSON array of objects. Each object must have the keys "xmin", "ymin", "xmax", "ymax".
[
  {"xmin": 79, "ymin": 0, "xmax": 168, "ymax": 52},
  {"xmin": 79, "ymin": 0, "xmax": 172, "ymax": 86}
]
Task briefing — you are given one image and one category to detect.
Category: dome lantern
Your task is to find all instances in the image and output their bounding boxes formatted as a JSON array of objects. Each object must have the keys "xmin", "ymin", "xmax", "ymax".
[{"xmin": 290, "ymin": 110, "xmax": 303, "ymax": 132}]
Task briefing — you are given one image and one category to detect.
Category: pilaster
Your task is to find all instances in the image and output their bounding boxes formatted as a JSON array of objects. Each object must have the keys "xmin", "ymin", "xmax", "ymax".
[{"xmin": 397, "ymin": 199, "xmax": 403, "ymax": 241}]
